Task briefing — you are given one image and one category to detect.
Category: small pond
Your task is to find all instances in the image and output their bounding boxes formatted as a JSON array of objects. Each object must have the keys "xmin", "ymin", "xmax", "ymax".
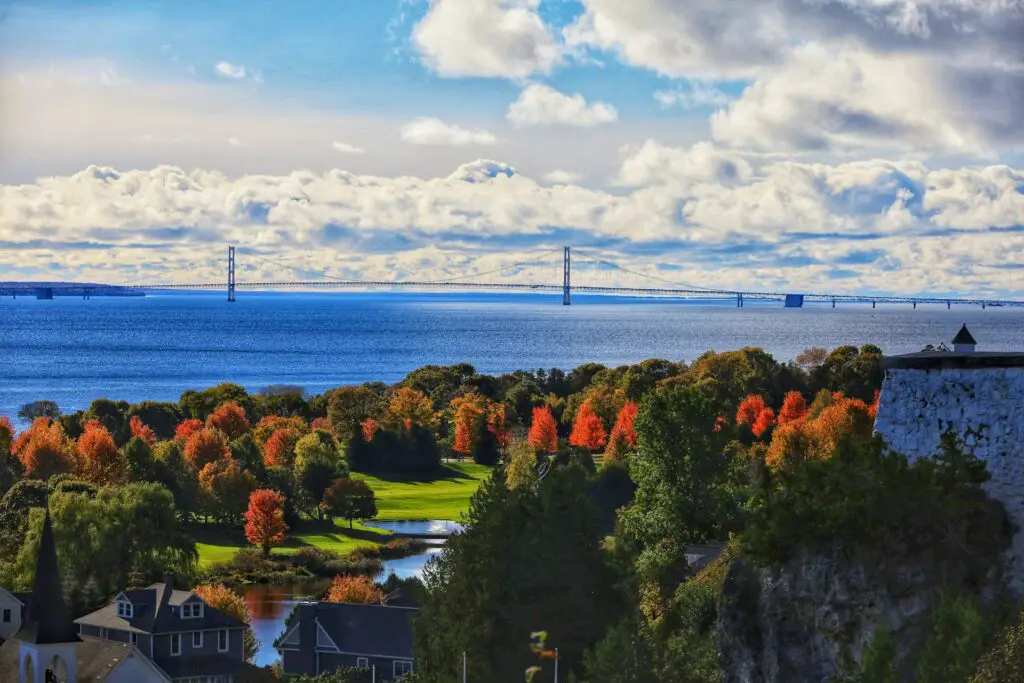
[{"xmin": 240, "ymin": 520, "xmax": 458, "ymax": 668}]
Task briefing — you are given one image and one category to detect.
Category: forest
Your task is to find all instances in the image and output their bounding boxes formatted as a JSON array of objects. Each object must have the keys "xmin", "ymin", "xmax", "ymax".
[{"xmin": 1, "ymin": 342, "xmax": 1019, "ymax": 682}]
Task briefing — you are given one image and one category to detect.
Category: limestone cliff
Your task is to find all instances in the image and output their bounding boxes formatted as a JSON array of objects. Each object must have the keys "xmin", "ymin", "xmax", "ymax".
[{"xmin": 717, "ymin": 544, "xmax": 1002, "ymax": 683}]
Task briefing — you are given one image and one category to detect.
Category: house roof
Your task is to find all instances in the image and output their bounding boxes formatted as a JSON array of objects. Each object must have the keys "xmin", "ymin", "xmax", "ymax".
[
  {"xmin": 13, "ymin": 510, "xmax": 80, "ymax": 645},
  {"xmin": 154, "ymin": 654, "xmax": 273, "ymax": 681},
  {"xmin": 952, "ymin": 324, "xmax": 977, "ymax": 345},
  {"xmin": 75, "ymin": 582, "xmax": 245, "ymax": 635},
  {"xmin": 0, "ymin": 638, "xmax": 169, "ymax": 682},
  {"xmin": 285, "ymin": 603, "xmax": 417, "ymax": 659}
]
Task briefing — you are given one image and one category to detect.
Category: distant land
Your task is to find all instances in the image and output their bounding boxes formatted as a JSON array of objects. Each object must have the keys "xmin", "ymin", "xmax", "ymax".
[{"xmin": 0, "ymin": 281, "xmax": 145, "ymax": 298}]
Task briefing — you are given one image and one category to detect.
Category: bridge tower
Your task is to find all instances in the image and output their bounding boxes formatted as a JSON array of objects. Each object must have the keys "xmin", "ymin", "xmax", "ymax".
[
  {"xmin": 562, "ymin": 246, "xmax": 571, "ymax": 306},
  {"xmin": 227, "ymin": 246, "xmax": 236, "ymax": 303}
]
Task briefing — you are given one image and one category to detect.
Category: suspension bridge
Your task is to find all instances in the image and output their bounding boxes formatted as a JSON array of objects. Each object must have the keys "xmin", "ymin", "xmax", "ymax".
[{"xmin": 2, "ymin": 246, "xmax": 1022, "ymax": 309}]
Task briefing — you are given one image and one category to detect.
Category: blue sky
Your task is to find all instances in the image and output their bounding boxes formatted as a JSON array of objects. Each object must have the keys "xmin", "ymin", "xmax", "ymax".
[{"xmin": 0, "ymin": 0, "xmax": 1021, "ymax": 297}]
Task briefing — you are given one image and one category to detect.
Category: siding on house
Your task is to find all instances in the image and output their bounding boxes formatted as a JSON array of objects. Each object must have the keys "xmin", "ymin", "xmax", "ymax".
[
  {"xmin": 151, "ymin": 627, "xmax": 245, "ymax": 661},
  {"xmin": 319, "ymin": 652, "xmax": 414, "ymax": 679},
  {"xmin": 0, "ymin": 588, "xmax": 24, "ymax": 641}
]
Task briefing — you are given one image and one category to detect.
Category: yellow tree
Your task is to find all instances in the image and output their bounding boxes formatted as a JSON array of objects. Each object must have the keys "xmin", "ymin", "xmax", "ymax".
[{"xmin": 384, "ymin": 387, "xmax": 439, "ymax": 431}]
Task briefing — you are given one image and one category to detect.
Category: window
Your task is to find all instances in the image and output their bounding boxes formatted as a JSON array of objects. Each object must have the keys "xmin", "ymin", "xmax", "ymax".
[
  {"xmin": 130, "ymin": 633, "xmax": 138, "ymax": 646},
  {"xmin": 356, "ymin": 658, "xmax": 369, "ymax": 669},
  {"xmin": 394, "ymin": 661, "xmax": 413, "ymax": 677},
  {"xmin": 181, "ymin": 603, "xmax": 203, "ymax": 619},
  {"xmin": 2, "ymin": 608, "xmax": 10, "ymax": 623},
  {"xmin": 193, "ymin": 631, "xmax": 203, "ymax": 648},
  {"xmin": 116, "ymin": 601, "xmax": 133, "ymax": 619},
  {"xmin": 218, "ymin": 629, "xmax": 229, "ymax": 652},
  {"xmin": 100, "ymin": 628, "xmax": 110, "ymax": 640},
  {"xmin": 171, "ymin": 633, "xmax": 181, "ymax": 656}
]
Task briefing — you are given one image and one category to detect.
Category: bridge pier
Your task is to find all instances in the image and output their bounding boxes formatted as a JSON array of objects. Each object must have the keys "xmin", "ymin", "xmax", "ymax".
[
  {"xmin": 736, "ymin": 293, "xmax": 744, "ymax": 308},
  {"xmin": 562, "ymin": 246, "xmax": 571, "ymax": 306},
  {"xmin": 913, "ymin": 302, "xmax": 916, "ymax": 310},
  {"xmin": 227, "ymin": 245, "xmax": 236, "ymax": 303},
  {"xmin": 832, "ymin": 298, "xmax": 836, "ymax": 308},
  {"xmin": 947, "ymin": 301, "xmax": 951, "ymax": 310},
  {"xmin": 872, "ymin": 300, "xmax": 876, "ymax": 309}
]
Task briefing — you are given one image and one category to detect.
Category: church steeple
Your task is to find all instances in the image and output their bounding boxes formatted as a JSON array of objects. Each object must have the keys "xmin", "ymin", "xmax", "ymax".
[{"xmin": 14, "ymin": 509, "xmax": 78, "ymax": 645}]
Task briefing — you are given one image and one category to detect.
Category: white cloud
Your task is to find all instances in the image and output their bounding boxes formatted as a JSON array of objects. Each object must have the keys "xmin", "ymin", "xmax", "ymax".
[
  {"xmin": 412, "ymin": 0, "xmax": 560, "ymax": 78},
  {"xmin": 226, "ymin": 136, "xmax": 242, "ymax": 147},
  {"xmin": 507, "ymin": 84, "xmax": 617, "ymax": 128},
  {"xmin": 400, "ymin": 118, "xmax": 498, "ymax": 146},
  {"xmin": 654, "ymin": 82, "xmax": 732, "ymax": 110},
  {"xmin": 544, "ymin": 170, "xmax": 582, "ymax": 185},
  {"xmin": 215, "ymin": 61, "xmax": 247, "ymax": 79},
  {"xmin": 615, "ymin": 140, "xmax": 753, "ymax": 188},
  {"xmin": 332, "ymin": 141, "xmax": 367, "ymax": 155}
]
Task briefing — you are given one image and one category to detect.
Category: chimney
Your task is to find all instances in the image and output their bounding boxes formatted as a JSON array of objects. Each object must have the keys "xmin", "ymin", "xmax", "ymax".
[
  {"xmin": 297, "ymin": 602, "xmax": 318, "ymax": 675},
  {"xmin": 163, "ymin": 572, "xmax": 175, "ymax": 590},
  {"xmin": 952, "ymin": 324, "xmax": 977, "ymax": 353}
]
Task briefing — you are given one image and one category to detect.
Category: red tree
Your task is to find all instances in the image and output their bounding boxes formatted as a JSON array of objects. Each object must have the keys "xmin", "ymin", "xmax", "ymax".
[
  {"xmin": 254, "ymin": 415, "xmax": 308, "ymax": 445},
  {"xmin": 777, "ymin": 391, "xmax": 809, "ymax": 426},
  {"xmin": 488, "ymin": 404, "xmax": 512, "ymax": 452},
  {"xmin": 311, "ymin": 417, "xmax": 330, "ymax": 431},
  {"xmin": 752, "ymin": 407, "xmax": 776, "ymax": 439},
  {"xmin": 736, "ymin": 395, "xmax": 766, "ymax": 426},
  {"xmin": 183, "ymin": 427, "xmax": 230, "ymax": 470},
  {"xmin": 207, "ymin": 401, "xmax": 251, "ymax": 440},
  {"xmin": 263, "ymin": 428, "xmax": 300, "ymax": 468},
  {"xmin": 527, "ymin": 406, "xmax": 558, "ymax": 454},
  {"xmin": 360, "ymin": 418, "xmax": 379, "ymax": 442},
  {"xmin": 244, "ymin": 489, "xmax": 288, "ymax": 557},
  {"xmin": 451, "ymin": 399, "xmax": 484, "ymax": 456},
  {"xmin": 15, "ymin": 418, "xmax": 73, "ymax": 480},
  {"xmin": 569, "ymin": 400, "xmax": 608, "ymax": 451},
  {"xmin": 76, "ymin": 420, "xmax": 126, "ymax": 484},
  {"xmin": 605, "ymin": 401, "xmax": 639, "ymax": 463},
  {"xmin": 174, "ymin": 418, "xmax": 204, "ymax": 442},
  {"xmin": 129, "ymin": 416, "xmax": 157, "ymax": 446}
]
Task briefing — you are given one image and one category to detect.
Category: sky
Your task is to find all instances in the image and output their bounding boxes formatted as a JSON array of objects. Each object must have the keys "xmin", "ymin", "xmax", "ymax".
[{"xmin": 0, "ymin": 0, "xmax": 1022, "ymax": 297}]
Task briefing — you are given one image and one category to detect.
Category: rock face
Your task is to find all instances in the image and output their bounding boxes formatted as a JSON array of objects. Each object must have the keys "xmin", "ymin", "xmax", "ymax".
[
  {"xmin": 873, "ymin": 357, "xmax": 1024, "ymax": 590},
  {"xmin": 718, "ymin": 546, "xmax": 989, "ymax": 683}
]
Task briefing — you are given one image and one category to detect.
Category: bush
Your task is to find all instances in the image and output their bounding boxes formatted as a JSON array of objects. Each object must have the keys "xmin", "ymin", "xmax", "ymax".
[{"xmin": 971, "ymin": 607, "xmax": 1024, "ymax": 683}]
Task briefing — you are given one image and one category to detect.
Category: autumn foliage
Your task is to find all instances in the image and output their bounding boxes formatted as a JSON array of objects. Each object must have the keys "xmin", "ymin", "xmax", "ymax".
[
  {"xmin": 752, "ymin": 407, "xmax": 776, "ymax": 438},
  {"xmin": 254, "ymin": 415, "xmax": 308, "ymax": 445},
  {"xmin": 569, "ymin": 400, "xmax": 608, "ymax": 451},
  {"xmin": 385, "ymin": 387, "xmax": 438, "ymax": 431},
  {"xmin": 174, "ymin": 419, "xmax": 204, "ymax": 443},
  {"xmin": 360, "ymin": 418, "xmax": 379, "ymax": 442},
  {"xmin": 129, "ymin": 416, "xmax": 157, "ymax": 446},
  {"xmin": 765, "ymin": 392, "xmax": 875, "ymax": 472},
  {"xmin": 777, "ymin": 391, "xmax": 809, "ymax": 426},
  {"xmin": 488, "ymin": 404, "xmax": 511, "ymax": 451},
  {"xmin": 206, "ymin": 401, "xmax": 251, "ymax": 440},
  {"xmin": 325, "ymin": 575, "xmax": 384, "ymax": 604},
  {"xmin": 451, "ymin": 396, "xmax": 485, "ymax": 456},
  {"xmin": 605, "ymin": 401, "xmax": 639, "ymax": 463},
  {"xmin": 244, "ymin": 489, "xmax": 288, "ymax": 556},
  {"xmin": 14, "ymin": 418, "xmax": 74, "ymax": 480},
  {"xmin": 192, "ymin": 583, "xmax": 253, "ymax": 624},
  {"xmin": 311, "ymin": 417, "xmax": 330, "ymax": 431},
  {"xmin": 76, "ymin": 420, "xmax": 126, "ymax": 484},
  {"xmin": 736, "ymin": 395, "xmax": 767, "ymax": 426},
  {"xmin": 183, "ymin": 427, "xmax": 231, "ymax": 471},
  {"xmin": 263, "ymin": 428, "xmax": 301, "ymax": 468},
  {"xmin": 528, "ymin": 406, "xmax": 559, "ymax": 454}
]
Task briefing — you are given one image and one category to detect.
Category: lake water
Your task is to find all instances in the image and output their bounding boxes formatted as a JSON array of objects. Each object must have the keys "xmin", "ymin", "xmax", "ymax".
[{"xmin": 1, "ymin": 291, "xmax": 1023, "ymax": 420}]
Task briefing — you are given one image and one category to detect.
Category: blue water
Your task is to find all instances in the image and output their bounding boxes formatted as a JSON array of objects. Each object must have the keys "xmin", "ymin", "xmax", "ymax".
[{"xmin": 1, "ymin": 291, "xmax": 1023, "ymax": 420}]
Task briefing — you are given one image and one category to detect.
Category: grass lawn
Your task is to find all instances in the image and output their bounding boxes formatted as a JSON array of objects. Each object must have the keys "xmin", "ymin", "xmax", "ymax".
[{"xmin": 194, "ymin": 462, "xmax": 493, "ymax": 568}]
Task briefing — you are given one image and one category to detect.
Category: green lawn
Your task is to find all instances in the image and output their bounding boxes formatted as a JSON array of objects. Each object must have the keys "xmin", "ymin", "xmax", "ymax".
[{"xmin": 194, "ymin": 462, "xmax": 493, "ymax": 568}]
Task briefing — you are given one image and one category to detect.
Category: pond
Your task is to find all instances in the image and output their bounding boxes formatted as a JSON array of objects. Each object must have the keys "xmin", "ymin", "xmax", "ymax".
[{"xmin": 240, "ymin": 520, "xmax": 458, "ymax": 668}]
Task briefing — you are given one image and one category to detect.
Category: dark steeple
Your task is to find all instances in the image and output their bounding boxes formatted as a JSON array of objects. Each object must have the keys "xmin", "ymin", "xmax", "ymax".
[
  {"xmin": 13, "ymin": 508, "xmax": 80, "ymax": 645},
  {"xmin": 952, "ymin": 324, "xmax": 977, "ymax": 346}
]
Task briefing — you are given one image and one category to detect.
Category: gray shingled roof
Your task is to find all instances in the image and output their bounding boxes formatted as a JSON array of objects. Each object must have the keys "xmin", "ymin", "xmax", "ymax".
[
  {"xmin": 952, "ymin": 324, "xmax": 977, "ymax": 345},
  {"xmin": 75, "ymin": 583, "xmax": 244, "ymax": 635},
  {"xmin": 314, "ymin": 603, "xmax": 416, "ymax": 659},
  {"xmin": 0, "ymin": 638, "xmax": 156, "ymax": 683}
]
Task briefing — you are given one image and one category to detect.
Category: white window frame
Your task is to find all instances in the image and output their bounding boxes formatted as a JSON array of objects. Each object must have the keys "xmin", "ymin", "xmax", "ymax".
[
  {"xmin": 394, "ymin": 660, "xmax": 413, "ymax": 677},
  {"xmin": 1, "ymin": 608, "xmax": 10, "ymax": 623},
  {"xmin": 356, "ymin": 657, "xmax": 369, "ymax": 669},
  {"xmin": 193, "ymin": 631, "xmax": 203, "ymax": 648},
  {"xmin": 171, "ymin": 633, "xmax": 181, "ymax": 656},
  {"xmin": 116, "ymin": 601, "xmax": 133, "ymax": 619},
  {"xmin": 218, "ymin": 629, "xmax": 229, "ymax": 652}
]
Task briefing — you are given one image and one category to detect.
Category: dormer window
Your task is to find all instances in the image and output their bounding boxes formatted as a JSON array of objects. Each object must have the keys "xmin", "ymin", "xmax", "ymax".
[
  {"xmin": 116, "ymin": 600, "xmax": 133, "ymax": 619},
  {"xmin": 181, "ymin": 602, "xmax": 204, "ymax": 619}
]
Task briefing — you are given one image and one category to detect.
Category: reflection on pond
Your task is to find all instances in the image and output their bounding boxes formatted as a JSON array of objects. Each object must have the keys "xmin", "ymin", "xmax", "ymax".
[{"xmin": 240, "ymin": 520, "xmax": 457, "ymax": 668}]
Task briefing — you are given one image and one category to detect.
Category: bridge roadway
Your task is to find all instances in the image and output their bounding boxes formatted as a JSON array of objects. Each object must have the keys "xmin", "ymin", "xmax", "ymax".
[{"xmin": 4, "ymin": 280, "xmax": 1023, "ymax": 308}]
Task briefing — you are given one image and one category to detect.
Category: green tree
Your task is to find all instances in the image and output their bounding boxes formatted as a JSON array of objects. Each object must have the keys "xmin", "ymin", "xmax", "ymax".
[
  {"xmin": 152, "ymin": 441, "xmax": 201, "ymax": 520},
  {"xmin": 18, "ymin": 400, "xmax": 60, "ymax": 422},
  {"xmin": 122, "ymin": 436, "xmax": 158, "ymax": 482},
  {"xmin": 323, "ymin": 478, "xmax": 377, "ymax": 528},
  {"xmin": 126, "ymin": 401, "xmax": 184, "ymax": 441},
  {"xmin": 327, "ymin": 385, "xmax": 386, "ymax": 440},
  {"xmin": 84, "ymin": 398, "xmax": 132, "ymax": 446},
  {"xmin": 505, "ymin": 439, "xmax": 538, "ymax": 489}
]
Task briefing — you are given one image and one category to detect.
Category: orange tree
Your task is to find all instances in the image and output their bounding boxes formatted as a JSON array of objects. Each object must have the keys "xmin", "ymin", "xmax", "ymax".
[
  {"xmin": 206, "ymin": 401, "xmax": 251, "ymax": 440},
  {"xmin": 245, "ymin": 489, "xmax": 288, "ymax": 557},
  {"xmin": 325, "ymin": 575, "xmax": 384, "ymax": 604},
  {"xmin": 736, "ymin": 394, "xmax": 767, "ymax": 426},
  {"xmin": 752, "ymin": 407, "xmax": 776, "ymax": 439},
  {"xmin": 527, "ymin": 405, "xmax": 558, "ymax": 454},
  {"xmin": 129, "ymin": 416, "xmax": 157, "ymax": 446},
  {"xmin": 183, "ymin": 427, "xmax": 230, "ymax": 471},
  {"xmin": 174, "ymin": 418, "xmax": 204, "ymax": 443},
  {"xmin": 14, "ymin": 418, "xmax": 74, "ymax": 480},
  {"xmin": 384, "ymin": 387, "xmax": 439, "ymax": 431},
  {"xmin": 605, "ymin": 401, "xmax": 639, "ymax": 463},
  {"xmin": 569, "ymin": 400, "xmax": 607, "ymax": 452},
  {"xmin": 76, "ymin": 420, "xmax": 126, "ymax": 485},
  {"xmin": 199, "ymin": 458, "xmax": 257, "ymax": 523},
  {"xmin": 777, "ymin": 391, "xmax": 809, "ymax": 426},
  {"xmin": 192, "ymin": 584, "xmax": 259, "ymax": 661},
  {"xmin": 262, "ymin": 428, "xmax": 301, "ymax": 468}
]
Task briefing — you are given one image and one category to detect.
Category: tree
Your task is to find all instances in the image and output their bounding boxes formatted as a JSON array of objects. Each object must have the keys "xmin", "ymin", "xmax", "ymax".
[
  {"xmin": 245, "ymin": 489, "xmax": 288, "ymax": 557},
  {"xmin": 752, "ymin": 407, "xmax": 776, "ymax": 439},
  {"xmin": 84, "ymin": 398, "xmax": 131, "ymax": 446},
  {"xmin": 325, "ymin": 575, "xmax": 384, "ymax": 604},
  {"xmin": 451, "ymin": 398, "xmax": 483, "ymax": 456},
  {"xmin": 263, "ymin": 428, "xmax": 301, "ymax": 468},
  {"xmin": 76, "ymin": 421, "xmax": 126, "ymax": 485},
  {"xmin": 736, "ymin": 394, "xmax": 767, "ymax": 426},
  {"xmin": 327, "ymin": 385, "xmax": 385, "ymax": 440},
  {"xmin": 193, "ymin": 583, "xmax": 260, "ymax": 662},
  {"xmin": 488, "ymin": 404, "xmax": 512, "ymax": 454},
  {"xmin": 152, "ymin": 441, "xmax": 201, "ymax": 520},
  {"xmin": 294, "ymin": 434, "xmax": 343, "ymax": 520},
  {"xmin": 128, "ymin": 416, "xmax": 157, "ymax": 446},
  {"xmin": 206, "ymin": 401, "xmax": 251, "ymax": 440},
  {"xmin": 777, "ymin": 391, "xmax": 809, "ymax": 426},
  {"xmin": 18, "ymin": 400, "xmax": 60, "ymax": 423},
  {"xmin": 323, "ymin": 478, "xmax": 378, "ymax": 528},
  {"xmin": 384, "ymin": 387, "xmax": 439, "ymax": 431},
  {"xmin": 14, "ymin": 418, "xmax": 74, "ymax": 480},
  {"xmin": 0, "ymin": 417, "xmax": 22, "ymax": 496},
  {"xmin": 505, "ymin": 439, "xmax": 538, "ymax": 489},
  {"xmin": 199, "ymin": 458, "xmax": 258, "ymax": 523},
  {"xmin": 254, "ymin": 415, "xmax": 308, "ymax": 445},
  {"xmin": 182, "ymin": 427, "xmax": 230, "ymax": 471},
  {"xmin": 230, "ymin": 433, "xmax": 266, "ymax": 483},
  {"xmin": 569, "ymin": 400, "xmax": 608, "ymax": 452},
  {"xmin": 360, "ymin": 418, "xmax": 379, "ymax": 442},
  {"xmin": 179, "ymin": 383, "xmax": 249, "ymax": 421},
  {"xmin": 126, "ymin": 402, "xmax": 183, "ymax": 441},
  {"xmin": 528, "ymin": 406, "xmax": 558, "ymax": 454},
  {"xmin": 174, "ymin": 418, "xmax": 204, "ymax": 442},
  {"xmin": 122, "ymin": 436, "xmax": 158, "ymax": 482},
  {"xmin": 606, "ymin": 401, "xmax": 640, "ymax": 464}
]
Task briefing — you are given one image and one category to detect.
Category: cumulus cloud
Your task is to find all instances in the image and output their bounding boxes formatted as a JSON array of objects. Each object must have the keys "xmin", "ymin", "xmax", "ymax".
[
  {"xmin": 507, "ymin": 84, "xmax": 617, "ymax": 127},
  {"xmin": 543, "ymin": 170, "xmax": 582, "ymax": 184},
  {"xmin": 400, "ymin": 118, "xmax": 498, "ymax": 146},
  {"xmin": 215, "ymin": 61, "xmax": 247, "ymax": 79},
  {"xmin": 413, "ymin": 0, "xmax": 560, "ymax": 78},
  {"xmin": 615, "ymin": 140, "xmax": 753, "ymax": 188},
  {"xmin": 332, "ymin": 141, "xmax": 366, "ymax": 154},
  {"xmin": 1, "ymin": 159, "xmax": 1021, "ymax": 296}
]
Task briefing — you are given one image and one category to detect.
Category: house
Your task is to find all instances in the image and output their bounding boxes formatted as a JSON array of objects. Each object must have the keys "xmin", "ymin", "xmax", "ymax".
[
  {"xmin": 277, "ymin": 602, "xmax": 416, "ymax": 679},
  {"xmin": 74, "ymin": 576, "xmax": 263, "ymax": 682},
  {"xmin": 0, "ymin": 509, "xmax": 171, "ymax": 683},
  {"xmin": 0, "ymin": 587, "xmax": 30, "ymax": 642}
]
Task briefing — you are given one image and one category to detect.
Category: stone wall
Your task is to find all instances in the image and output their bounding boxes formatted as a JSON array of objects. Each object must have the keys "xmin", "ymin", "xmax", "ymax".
[{"xmin": 874, "ymin": 361, "xmax": 1024, "ymax": 589}]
